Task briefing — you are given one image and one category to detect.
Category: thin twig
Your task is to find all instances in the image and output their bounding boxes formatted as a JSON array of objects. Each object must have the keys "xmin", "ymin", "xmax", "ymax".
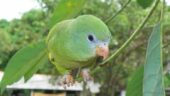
[
  {"xmin": 105, "ymin": 0, "xmax": 131, "ymax": 24},
  {"xmin": 100, "ymin": 0, "xmax": 160, "ymax": 66},
  {"xmin": 161, "ymin": 0, "xmax": 165, "ymax": 48},
  {"xmin": 160, "ymin": 0, "xmax": 165, "ymax": 23}
]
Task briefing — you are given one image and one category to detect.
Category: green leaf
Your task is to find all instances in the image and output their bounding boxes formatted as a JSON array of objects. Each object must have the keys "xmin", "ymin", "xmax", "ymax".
[
  {"xmin": 126, "ymin": 66, "xmax": 144, "ymax": 96},
  {"xmin": 143, "ymin": 23, "xmax": 165, "ymax": 96},
  {"xmin": 24, "ymin": 53, "xmax": 49, "ymax": 82},
  {"xmin": 164, "ymin": 73, "xmax": 170, "ymax": 88},
  {"xmin": 137, "ymin": 0, "xmax": 154, "ymax": 9},
  {"xmin": 49, "ymin": 0, "xmax": 86, "ymax": 28},
  {"xmin": 0, "ymin": 40, "xmax": 48, "ymax": 90}
]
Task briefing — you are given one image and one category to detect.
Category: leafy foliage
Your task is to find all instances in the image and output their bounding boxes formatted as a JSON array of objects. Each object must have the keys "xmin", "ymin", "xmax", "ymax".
[
  {"xmin": 0, "ymin": 29, "xmax": 12, "ymax": 66},
  {"xmin": 126, "ymin": 23, "xmax": 165, "ymax": 96},
  {"xmin": 0, "ymin": 41, "xmax": 48, "ymax": 90},
  {"xmin": 137, "ymin": 0, "xmax": 154, "ymax": 9},
  {"xmin": 143, "ymin": 23, "xmax": 165, "ymax": 96},
  {"xmin": 126, "ymin": 66, "xmax": 143, "ymax": 96},
  {"xmin": 49, "ymin": 0, "xmax": 85, "ymax": 27},
  {"xmin": 0, "ymin": 0, "xmax": 170, "ymax": 95}
]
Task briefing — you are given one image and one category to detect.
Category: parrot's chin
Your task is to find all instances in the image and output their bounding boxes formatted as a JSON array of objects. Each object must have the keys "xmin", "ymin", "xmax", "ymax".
[
  {"xmin": 96, "ymin": 55, "xmax": 105, "ymax": 61},
  {"xmin": 98, "ymin": 56, "xmax": 104, "ymax": 60},
  {"xmin": 94, "ymin": 56, "xmax": 105, "ymax": 64}
]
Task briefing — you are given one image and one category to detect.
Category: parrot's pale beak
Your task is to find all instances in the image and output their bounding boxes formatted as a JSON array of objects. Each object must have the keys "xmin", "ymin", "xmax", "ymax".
[{"xmin": 96, "ymin": 45, "xmax": 109, "ymax": 60}]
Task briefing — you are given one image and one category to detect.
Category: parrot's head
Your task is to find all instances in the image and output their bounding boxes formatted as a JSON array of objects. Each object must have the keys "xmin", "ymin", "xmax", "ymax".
[
  {"xmin": 86, "ymin": 33, "xmax": 110, "ymax": 60},
  {"xmin": 71, "ymin": 15, "xmax": 112, "ymax": 60}
]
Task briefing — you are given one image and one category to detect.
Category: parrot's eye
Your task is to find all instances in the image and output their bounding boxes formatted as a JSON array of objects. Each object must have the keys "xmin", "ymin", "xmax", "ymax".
[{"xmin": 88, "ymin": 35, "xmax": 94, "ymax": 42}]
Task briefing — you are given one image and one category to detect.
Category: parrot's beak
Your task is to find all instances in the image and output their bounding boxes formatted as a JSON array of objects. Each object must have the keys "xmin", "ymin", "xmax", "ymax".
[{"xmin": 96, "ymin": 44, "xmax": 109, "ymax": 60}]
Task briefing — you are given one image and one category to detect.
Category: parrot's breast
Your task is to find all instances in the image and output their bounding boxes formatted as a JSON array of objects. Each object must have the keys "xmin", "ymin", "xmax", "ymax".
[{"xmin": 49, "ymin": 52, "xmax": 96, "ymax": 74}]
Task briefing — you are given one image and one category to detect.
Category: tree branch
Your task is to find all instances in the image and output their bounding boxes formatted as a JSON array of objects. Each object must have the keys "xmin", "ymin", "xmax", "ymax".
[
  {"xmin": 105, "ymin": 0, "xmax": 131, "ymax": 24},
  {"xmin": 100, "ymin": 0, "xmax": 160, "ymax": 66}
]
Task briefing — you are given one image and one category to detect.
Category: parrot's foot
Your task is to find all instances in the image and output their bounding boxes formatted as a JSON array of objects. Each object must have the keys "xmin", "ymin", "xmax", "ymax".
[
  {"xmin": 60, "ymin": 73, "xmax": 74, "ymax": 88},
  {"xmin": 81, "ymin": 69, "xmax": 93, "ymax": 82}
]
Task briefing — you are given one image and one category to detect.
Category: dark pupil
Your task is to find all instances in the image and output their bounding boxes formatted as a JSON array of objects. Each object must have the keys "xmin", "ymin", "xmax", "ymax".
[{"xmin": 88, "ymin": 35, "xmax": 94, "ymax": 41}]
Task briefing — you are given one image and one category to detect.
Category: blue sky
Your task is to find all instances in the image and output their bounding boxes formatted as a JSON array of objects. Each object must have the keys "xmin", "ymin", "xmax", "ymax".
[{"xmin": 0, "ymin": 0, "xmax": 169, "ymax": 21}]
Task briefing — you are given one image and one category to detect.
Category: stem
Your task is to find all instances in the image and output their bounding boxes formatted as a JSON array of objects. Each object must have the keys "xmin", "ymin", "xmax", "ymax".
[
  {"xmin": 100, "ymin": 0, "xmax": 160, "ymax": 66},
  {"xmin": 105, "ymin": 0, "xmax": 131, "ymax": 24},
  {"xmin": 160, "ymin": 0, "xmax": 165, "ymax": 95},
  {"xmin": 160, "ymin": 0, "xmax": 165, "ymax": 23}
]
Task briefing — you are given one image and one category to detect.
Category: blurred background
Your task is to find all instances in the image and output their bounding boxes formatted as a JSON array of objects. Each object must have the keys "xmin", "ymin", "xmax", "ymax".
[{"xmin": 0, "ymin": 0, "xmax": 170, "ymax": 96}]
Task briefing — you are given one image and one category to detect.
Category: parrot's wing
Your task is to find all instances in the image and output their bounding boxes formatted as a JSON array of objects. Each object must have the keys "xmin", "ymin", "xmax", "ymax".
[{"xmin": 0, "ymin": 40, "xmax": 49, "ymax": 92}]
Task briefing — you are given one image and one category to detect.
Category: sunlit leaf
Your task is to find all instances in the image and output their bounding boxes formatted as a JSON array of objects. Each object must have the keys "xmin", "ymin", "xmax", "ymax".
[
  {"xmin": 136, "ymin": 0, "xmax": 154, "ymax": 9},
  {"xmin": 126, "ymin": 66, "xmax": 143, "ymax": 96},
  {"xmin": 143, "ymin": 23, "xmax": 165, "ymax": 96},
  {"xmin": 49, "ymin": 0, "xmax": 86, "ymax": 28},
  {"xmin": 0, "ymin": 40, "xmax": 48, "ymax": 91}
]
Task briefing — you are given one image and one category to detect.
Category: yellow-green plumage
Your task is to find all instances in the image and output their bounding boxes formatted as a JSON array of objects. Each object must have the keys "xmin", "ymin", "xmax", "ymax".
[
  {"xmin": 46, "ymin": 15, "xmax": 111, "ymax": 74},
  {"xmin": 0, "ymin": 15, "xmax": 111, "ymax": 90}
]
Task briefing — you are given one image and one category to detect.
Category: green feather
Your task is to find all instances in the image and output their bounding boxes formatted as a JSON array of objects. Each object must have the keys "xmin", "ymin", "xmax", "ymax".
[{"xmin": 46, "ymin": 15, "xmax": 111, "ymax": 74}]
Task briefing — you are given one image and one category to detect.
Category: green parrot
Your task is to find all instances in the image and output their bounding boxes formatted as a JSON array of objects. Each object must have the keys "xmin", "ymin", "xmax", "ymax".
[
  {"xmin": 46, "ymin": 15, "xmax": 111, "ymax": 84},
  {"xmin": 0, "ymin": 15, "xmax": 111, "ymax": 90}
]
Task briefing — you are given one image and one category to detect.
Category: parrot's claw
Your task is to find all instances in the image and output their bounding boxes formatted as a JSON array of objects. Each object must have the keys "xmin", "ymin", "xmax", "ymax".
[
  {"xmin": 81, "ymin": 69, "xmax": 93, "ymax": 82},
  {"xmin": 63, "ymin": 74, "xmax": 74, "ymax": 88}
]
